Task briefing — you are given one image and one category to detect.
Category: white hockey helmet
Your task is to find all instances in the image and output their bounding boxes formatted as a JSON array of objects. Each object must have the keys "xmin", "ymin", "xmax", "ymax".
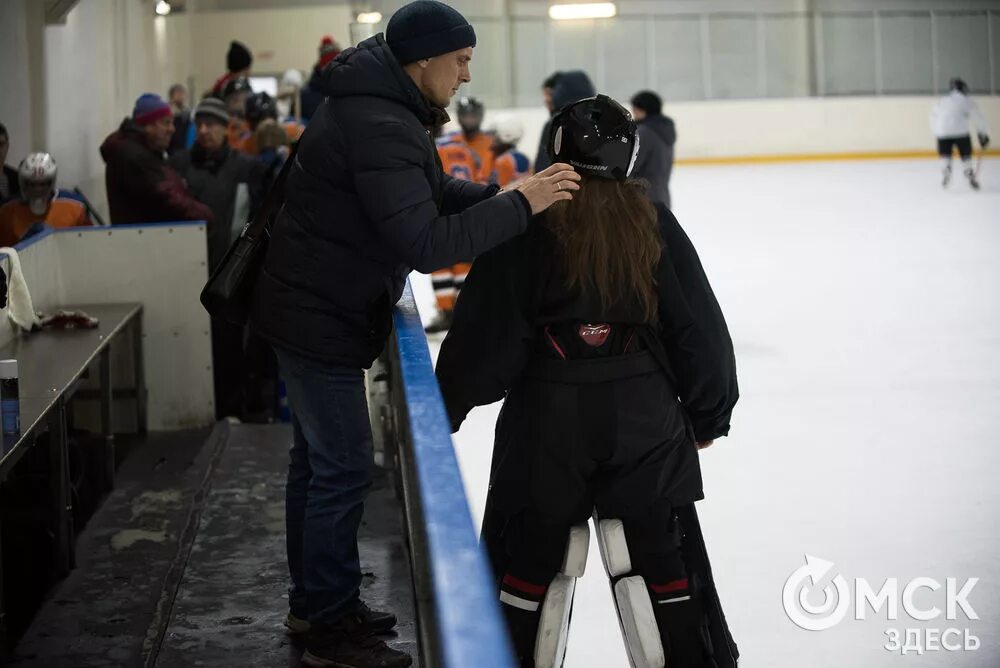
[
  {"xmin": 18, "ymin": 152, "xmax": 57, "ymax": 215},
  {"xmin": 281, "ymin": 68, "xmax": 304, "ymax": 90},
  {"xmin": 493, "ymin": 115, "xmax": 524, "ymax": 146}
]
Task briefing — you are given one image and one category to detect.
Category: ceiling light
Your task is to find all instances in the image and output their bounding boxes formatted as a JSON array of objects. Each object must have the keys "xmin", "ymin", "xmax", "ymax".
[
  {"xmin": 155, "ymin": 0, "xmax": 171, "ymax": 16},
  {"xmin": 549, "ymin": 3, "xmax": 616, "ymax": 20},
  {"xmin": 357, "ymin": 12, "xmax": 383, "ymax": 24}
]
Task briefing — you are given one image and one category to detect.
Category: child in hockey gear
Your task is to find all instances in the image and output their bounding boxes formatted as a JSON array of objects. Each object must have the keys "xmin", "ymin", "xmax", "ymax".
[
  {"xmin": 222, "ymin": 77, "xmax": 254, "ymax": 153},
  {"xmin": 931, "ymin": 77, "xmax": 989, "ymax": 190},
  {"xmin": 242, "ymin": 92, "xmax": 305, "ymax": 155},
  {"xmin": 442, "ymin": 96, "xmax": 494, "ymax": 183},
  {"xmin": 489, "ymin": 116, "xmax": 531, "ymax": 188},
  {"xmin": 437, "ymin": 96, "xmax": 739, "ymax": 667},
  {"xmin": 428, "ymin": 121, "xmax": 483, "ymax": 334},
  {"xmin": 0, "ymin": 153, "xmax": 92, "ymax": 246}
]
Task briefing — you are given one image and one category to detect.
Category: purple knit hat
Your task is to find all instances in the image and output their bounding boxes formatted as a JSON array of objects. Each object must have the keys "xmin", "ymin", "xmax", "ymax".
[{"xmin": 132, "ymin": 93, "xmax": 173, "ymax": 126}]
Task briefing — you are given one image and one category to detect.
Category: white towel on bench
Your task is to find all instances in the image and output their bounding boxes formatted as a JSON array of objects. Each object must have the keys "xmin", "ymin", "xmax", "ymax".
[{"xmin": 0, "ymin": 247, "xmax": 42, "ymax": 332}]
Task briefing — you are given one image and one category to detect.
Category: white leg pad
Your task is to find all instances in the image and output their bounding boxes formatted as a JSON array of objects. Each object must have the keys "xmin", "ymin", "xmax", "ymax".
[
  {"xmin": 615, "ymin": 576, "xmax": 666, "ymax": 668},
  {"xmin": 562, "ymin": 523, "xmax": 590, "ymax": 578},
  {"xmin": 534, "ymin": 574, "xmax": 576, "ymax": 668},
  {"xmin": 596, "ymin": 518, "xmax": 632, "ymax": 577}
]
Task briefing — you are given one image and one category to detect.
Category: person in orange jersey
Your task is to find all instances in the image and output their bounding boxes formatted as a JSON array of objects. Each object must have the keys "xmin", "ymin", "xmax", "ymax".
[{"xmin": 0, "ymin": 153, "xmax": 92, "ymax": 247}]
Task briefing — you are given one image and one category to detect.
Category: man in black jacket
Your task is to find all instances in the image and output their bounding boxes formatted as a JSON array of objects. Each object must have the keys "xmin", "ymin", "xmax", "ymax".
[
  {"xmin": 171, "ymin": 97, "xmax": 264, "ymax": 420},
  {"xmin": 631, "ymin": 90, "xmax": 677, "ymax": 209},
  {"xmin": 250, "ymin": 2, "xmax": 579, "ymax": 666},
  {"xmin": 100, "ymin": 94, "xmax": 214, "ymax": 226}
]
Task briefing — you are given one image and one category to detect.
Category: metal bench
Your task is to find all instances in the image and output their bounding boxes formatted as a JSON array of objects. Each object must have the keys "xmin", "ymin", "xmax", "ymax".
[{"xmin": 0, "ymin": 302, "xmax": 145, "ymax": 655}]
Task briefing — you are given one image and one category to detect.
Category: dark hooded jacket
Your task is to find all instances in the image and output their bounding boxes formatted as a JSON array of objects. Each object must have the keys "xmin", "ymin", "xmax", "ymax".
[
  {"xmin": 633, "ymin": 114, "xmax": 677, "ymax": 208},
  {"xmin": 251, "ymin": 34, "xmax": 532, "ymax": 367},
  {"xmin": 170, "ymin": 142, "xmax": 265, "ymax": 271},
  {"xmin": 100, "ymin": 119, "xmax": 214, "ymax": 226},
  {"xmin": 534, "ymin": 71, "xmax": 596, "ymax": 172},
  {"xmin": 298, "ymin": 66, "xmax": 329, "ymax": 122}
]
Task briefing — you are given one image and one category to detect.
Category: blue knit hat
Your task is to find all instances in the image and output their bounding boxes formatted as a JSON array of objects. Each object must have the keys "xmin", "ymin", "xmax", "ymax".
[
  {"xmin": 132, "ymin": 93, "xmax": 172, "ymax": 126},
  {"xmin": 386, "ymin": 1, "xmax": 476, "ymax": 66}
]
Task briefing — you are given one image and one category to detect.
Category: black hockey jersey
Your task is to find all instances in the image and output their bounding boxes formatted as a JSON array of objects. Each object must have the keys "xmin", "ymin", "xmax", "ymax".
[{"xmin": 435, "ymin": 203, "xmax": 739, "ymax": 444}]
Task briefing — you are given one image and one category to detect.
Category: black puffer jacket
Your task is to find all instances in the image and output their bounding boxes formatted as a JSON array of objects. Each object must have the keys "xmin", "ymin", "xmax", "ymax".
[{"xmin": 252, "ymin": 34, "xmax": 531, "ymax": 367}]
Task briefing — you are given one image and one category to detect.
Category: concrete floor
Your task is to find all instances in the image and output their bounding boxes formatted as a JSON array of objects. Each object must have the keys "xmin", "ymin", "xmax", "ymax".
[{"xmin": 8, "ymin": 423, "xmax": 417, "ymax": 667}]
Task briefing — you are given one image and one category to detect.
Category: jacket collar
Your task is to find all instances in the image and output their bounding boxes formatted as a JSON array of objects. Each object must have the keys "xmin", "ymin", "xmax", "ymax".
[{"xmin": 316, "ymin": 34, "xmax": 450, "ymax": 129}]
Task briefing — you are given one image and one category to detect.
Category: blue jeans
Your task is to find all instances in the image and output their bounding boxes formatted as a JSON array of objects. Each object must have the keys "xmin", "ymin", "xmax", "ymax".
[{"xmin": 274, "ymin": 347, "xmax": 373, "ymax": 625}]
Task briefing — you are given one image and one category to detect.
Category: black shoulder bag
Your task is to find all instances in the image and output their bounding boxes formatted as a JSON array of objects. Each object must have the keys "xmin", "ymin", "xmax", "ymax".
[{"xmin": 199, "ymin": 143, "xmax": 298, "ymax": 325}]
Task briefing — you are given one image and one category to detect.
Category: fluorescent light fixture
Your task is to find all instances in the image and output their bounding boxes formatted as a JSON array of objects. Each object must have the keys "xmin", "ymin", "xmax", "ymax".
[
  {"xmin": 357, "ymin": 11, "xmax": 383, "ymax": 24},
  {"xmin": 549, "ymin": 2, "xmax": 616, "ymax": 20},
  {"xmin": 155, "ymin": 0, "xmax": 171, "ymax": 16}
]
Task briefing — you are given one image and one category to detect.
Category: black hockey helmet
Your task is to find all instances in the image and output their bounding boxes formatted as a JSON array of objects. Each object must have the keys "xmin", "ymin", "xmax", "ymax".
[
  {"xmin": 549, "ymin": 94, "xmax": 639, "ymax": 182},
  {"xmin": 456, "ymin": 96, "xmax": 484, "ymax": 134},
  {"xmin": 457, "ymin": 96, "xmax": 484, "ymax": 117},
  {"xmin": 245, "ymin": 91, "xmax": 278, "ymax": 124},
  {"xmin": 950, "ymin": 77, "xmax": 969, "ymax": 94},
  {"xmin": 222, "ymin": 76, "xmax": 253, "ymax": 100}
]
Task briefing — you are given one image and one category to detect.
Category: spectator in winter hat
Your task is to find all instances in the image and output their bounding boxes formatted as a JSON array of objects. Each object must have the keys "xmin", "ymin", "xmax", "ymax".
[
  {"xmin": 298, "ymin": 36, "xmax": 344, "ymax": 121},
  {"xmin": 170, "ymin": 96, "xmax": 263, "ymax": 420},
  {"xmin": 630, "ymin": 89, "xmax": 677, "ymax": 209},
  {"xmin": 316, "ymin": 35, "xmax": 341, "ymax": 71},
  {"xmin": 210, "ymin": 40, "xmax": 254, "ymax": 97},
  {"xmin": 100, "ymin": 93, "xmax": 214, "ymax": 225}
]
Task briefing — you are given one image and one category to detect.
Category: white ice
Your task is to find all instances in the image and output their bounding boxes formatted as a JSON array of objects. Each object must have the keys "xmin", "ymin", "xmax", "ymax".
[{"xmin": 412, "ymin": 158, "xmax": 1000, "ymax": 668}]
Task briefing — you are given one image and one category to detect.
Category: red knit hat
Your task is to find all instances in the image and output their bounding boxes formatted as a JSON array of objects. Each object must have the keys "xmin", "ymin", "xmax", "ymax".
[{"xmin": 317, "ymin": 35, "xmax": 342, "ymax": 69}]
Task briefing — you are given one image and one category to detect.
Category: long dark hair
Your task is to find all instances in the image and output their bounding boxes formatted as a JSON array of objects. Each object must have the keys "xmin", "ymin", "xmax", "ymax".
[{"xmin": 545, "ymin": 177, "xmax": 661, "ymax": 322}]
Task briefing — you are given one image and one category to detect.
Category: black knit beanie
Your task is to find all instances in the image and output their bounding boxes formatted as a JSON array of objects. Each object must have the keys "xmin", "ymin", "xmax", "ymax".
[
  {"xmin": 227, "ymin": 41, "xmax": 253, "ymax": 73},
  {"xmin": 630, "ymin": 90, "xmax": 662, "ymax": 117},
  {"xmin": 386, "ymin": 1, "xmax": 476, "ymax": 65}
]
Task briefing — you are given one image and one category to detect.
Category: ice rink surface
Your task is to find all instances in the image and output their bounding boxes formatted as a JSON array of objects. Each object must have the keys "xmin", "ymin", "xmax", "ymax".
[{"xmin": 411, "ymin": 158, "xmax": 1000, "ymax": 667}]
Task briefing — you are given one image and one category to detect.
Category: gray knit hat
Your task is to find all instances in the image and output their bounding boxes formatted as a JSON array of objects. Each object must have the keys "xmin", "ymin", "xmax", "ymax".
[{"xmin": 194, "ymin": 97, "xmax": 230, "ymax": 125}]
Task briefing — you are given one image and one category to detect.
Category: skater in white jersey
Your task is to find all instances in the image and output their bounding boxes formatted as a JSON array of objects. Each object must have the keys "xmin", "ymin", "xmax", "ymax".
[{"xmin": 930, "ymin": 78, "xmax": 990, "ymax": 190}]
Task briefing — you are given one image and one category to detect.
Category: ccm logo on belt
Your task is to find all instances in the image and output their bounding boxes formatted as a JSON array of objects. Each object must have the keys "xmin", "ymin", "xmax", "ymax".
[{"xmin": 578, "ymin": 323, "xmax": 610, "ymax": 347}]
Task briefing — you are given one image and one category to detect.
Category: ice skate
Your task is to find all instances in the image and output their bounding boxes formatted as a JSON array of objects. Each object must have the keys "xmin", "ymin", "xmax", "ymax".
[
  {"xmin": 424, "ymin": 310, "xmax": 453, "ymax": 334},
  {"xmin": 966, "ymin": 168, "xmax": 980, "ymax": 191}
]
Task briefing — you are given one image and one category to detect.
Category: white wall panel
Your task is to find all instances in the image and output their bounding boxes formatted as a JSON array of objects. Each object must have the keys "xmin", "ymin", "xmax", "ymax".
[
  {"xmin": 764, "ymin": 14, "xmax": 811, "ymax": 97},
  {"xmin": 551, "ymin": 19, "xmax": 600, "ymax": 82},
  {"xmin": 55, "ymin": 225, "xmax": 213, "ymax": 430},
  {"xmin": 880, "ymin": 12, "xmax": 933, "ymax": 94},
  {"xmin": 934, "ymin": 11, "xmax": 991, "ymax": 94},
  {"xmin": 823, "ymin": 13, "xmax": 878, "ymax": 95},
  {"xmin": 511, "ymin": 20, "xmax": 550, "ymax": 108},
  {"xmin": 709, "ymin": 15, "xmax": 760, "ymax": 99},
  {"xmin": 654, "ymin": 16, "xmax": 706, "ymax": 102},
  {"xmin": 600, "ymin": 18, "xmax": 650, "ymax": 105}
]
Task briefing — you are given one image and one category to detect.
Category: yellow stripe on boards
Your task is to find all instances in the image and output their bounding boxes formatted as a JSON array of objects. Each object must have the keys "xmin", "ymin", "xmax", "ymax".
[{"xmin": 675, "ymin": 148, "xmax": 1000, "ymax": 166}]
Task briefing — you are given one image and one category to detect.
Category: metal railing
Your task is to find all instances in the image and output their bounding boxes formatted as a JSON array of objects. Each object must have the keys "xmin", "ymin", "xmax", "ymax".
[{"xmin": 369, "ymin": 282, "xmax": 515, "ymax": 668}]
